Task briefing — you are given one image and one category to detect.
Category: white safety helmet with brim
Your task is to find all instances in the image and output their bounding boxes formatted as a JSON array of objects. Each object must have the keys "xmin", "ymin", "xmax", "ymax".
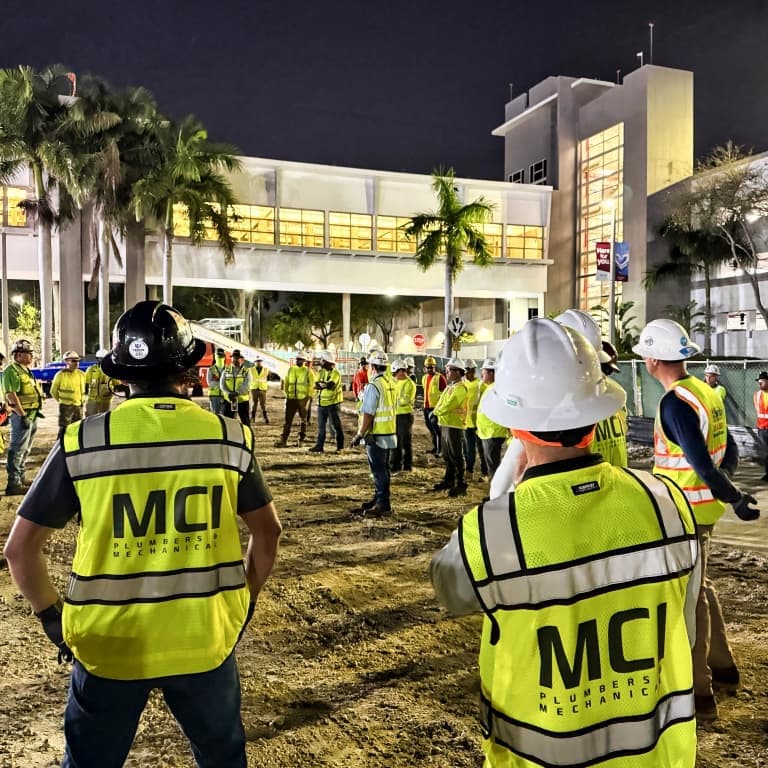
[
  {"xmin": 704, "ymin": 363, "xmax": 721, "ymax": 376},
  {"xmin": 320, "ymin": 350, "xmax": 336, "ymax": 364},
  {"xmin": 632, "ymin": 318, "xmax": 701, "ymax": 361},
  {"xmin": 369, "ymin": 350, "xmax": 388, "ymax": 367},
  {"xmin": 481, "ymin": 357, "xmax": 496, "ymax": 371},
  {"xmin": 446, "ymin": 357, "xmax": 465, "ymax": 371},
  {"xmin": 101, "ymin": 300, "xmax": 206, "ymax": 381},
  {"xmin": 555, "ymin": 309, "xmax": 611, "ymax": 363},
  {"xmin": 479, "ymin": 318, "xmax": 626, "ymax": 431},
  {"xmin": 391, "ymin": 358, "xmax": 407, "ymax": 372}
]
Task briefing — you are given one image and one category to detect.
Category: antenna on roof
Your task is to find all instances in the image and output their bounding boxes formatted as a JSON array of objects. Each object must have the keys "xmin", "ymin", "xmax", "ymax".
[
  {"xmin": 649, "ymin": 22, "xmax": 654, "ymax": 64},
  {"xmin": 616, "ymin": 69, "xmax": 621, "ymax": 84}
]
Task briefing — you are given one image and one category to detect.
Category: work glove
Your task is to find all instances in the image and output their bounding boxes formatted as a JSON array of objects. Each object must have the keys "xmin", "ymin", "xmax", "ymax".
[
  {"xmin": 35, "ymin": 601, "xmax": 73, "ymax": 663},
  {"xmin": 36, "ymin": 411, "xmax": 45, "ymax": 419},
  {"xmin": 351, "ymin": 433, "xmax": 364, "ymax": 447},
  {"xmin": 428, "ymin": 412, "xmax": 439, "ymax": 426},
  {"xmin": 733, "ymin": 492, "xmax": 760, "ymax": 521}
]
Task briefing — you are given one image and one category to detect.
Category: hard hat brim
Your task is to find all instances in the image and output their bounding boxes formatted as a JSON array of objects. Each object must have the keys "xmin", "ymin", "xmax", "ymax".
[
  {"xmin": 101, "ymin": 337, "xmax": 207, "ymax": 380},
  {"xmin": 479, "ymin": 377, "xmax": 626, "ymax": 431}
]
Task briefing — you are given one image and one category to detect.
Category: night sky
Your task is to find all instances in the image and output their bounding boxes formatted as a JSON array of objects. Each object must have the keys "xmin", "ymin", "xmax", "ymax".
[{"xmin": 1, "ymin": 0, "xmax": 766, "ymax": 180}]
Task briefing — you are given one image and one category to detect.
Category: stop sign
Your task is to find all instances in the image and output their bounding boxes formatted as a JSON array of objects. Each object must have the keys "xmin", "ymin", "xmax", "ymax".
[{"xmin": 413, "ymin": 333, "xmax": 426, "ymax": 348}]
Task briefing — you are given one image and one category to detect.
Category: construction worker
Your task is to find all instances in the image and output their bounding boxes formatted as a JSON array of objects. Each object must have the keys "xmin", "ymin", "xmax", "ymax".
[
  {"xmin": 390, "ymin": 358, "xmax": 415, "ymax": 473},
  {"xmin": 306, "ymin": 352, "xmax": 322, "ymax": 426},
  {"xmin": 84, "ymin": 349, "xmax": 116, "ymax": 416},
  {"xmin": 206, "ymin": 348, "xmax": 227, "ymax": 416},
  {"xmin": 352, "ymin": 357, "xmax": 369, "ymax": 400},
  {"xmin": 404, "ymin": 356, "xmax": 417, "ymax": 384},
  {"xmin": 475, "ymin": 358, "xmax": 507, "ymax": 479},
  {"xmin": 309, "ymin": 351, "xmax": 344, "ymax": 453},
  {"xmin": 704, "ymin": 363, "xmax": 727, "ymax": 401},
  {"xmin": 422, "ymin": 356, "xmax": 446, "ymax": 456},
  {"xmin": 3, "ymin": 339, "xmax": 45, "ymax": 496},
  {"xmin": 3, "ymin": 300, "xmax": 282, "ymax": 768},
  {"xmin": 220, "ymin": 350, "xmax": 251, "ymax": 423},
  {"xmin": 249, "ymin": 354, "xmax": 270, "ymax": 424},
  {"xmin": 634, "ymin": 318, "xmax": 758, "ymax": 722},
  {"xmin": 50, "ymin": 351, "xmax": 86, "ymax": 428},
  {"xmin": 431, "ymin": 317, "xmax": 701, "ymax": 767},
  {"xmin": 755, "ymin": 370, "xmax": 768, "ymax": 481},
  {"xmin": 351, "ymin": 350, "xmax": 396, "ymax": 517},
  {"xmin": 462, "ymin": 359, "xmax": 488, "ymax": 479},
  {"xmin": 431, "ymin": 358, "xmax": 468, "ymax": 497},
  {"xmin": 275, "ymin": 350, "xmax": 312, "ymax": 447}
]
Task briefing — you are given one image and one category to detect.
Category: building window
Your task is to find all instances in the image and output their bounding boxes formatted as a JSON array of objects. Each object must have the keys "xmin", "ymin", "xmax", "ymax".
[
  {"xmin": 509, "ymin": 169, "xmax": 525, "ymax": 184},
  {"xmin": 279, "ymin": 208, "xmax": 324, "ymax": 248},
  {"xmin": 173, "ymin": 203, "xmax": 191, "ymax": 237},
  {"xmin": 229, "ymin": 205, "xmax": 275, "ymax": 245},
  {"xmin": 479, "ymin": 222, "xmax": 503, "ymax": 258},
  {"xmin": 505, "ymin": 225, "xmax": 545, "ymax": 260},
  {"xmin": 376, "ymin": 216, "xmax": 416, "ymax": 254},
  {"xmin": 576, "ymin": 123, "xmax": 625, "ymax": 315},
  {"xmin": 529, "ymin": 159, "xmax": 547, "ymax": 185},
  {"xmin": 4, "ymin": 187, "xmax": 30, "ymax": 227},
  {"xmin": 329, "ymin": 212, "xmax": 372, "ymax": 251}
]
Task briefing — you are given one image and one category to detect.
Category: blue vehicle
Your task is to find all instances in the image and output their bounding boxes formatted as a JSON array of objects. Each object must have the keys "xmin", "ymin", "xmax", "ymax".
[{"xmin": 30, "ymin": 359, "xmax": 94, "ymax": 397}]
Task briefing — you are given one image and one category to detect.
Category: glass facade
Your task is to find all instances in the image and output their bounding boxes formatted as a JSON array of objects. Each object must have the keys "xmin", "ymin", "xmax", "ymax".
[
  {"xmin": 376, "ymin": 215, "xmax": 416, "ymax": 254},
  {"xmin": 329, "ymin": 212, "xmax": 372, "ymax": 251},
  {"xmin": 577, "ymin": 123, "xmax": 624, "ymax": 312},
  {"xmin": 279, "ymin": 208, "xmax": 324, "ymax": 248},
  {"xmin": 506, "ymin": 225, "xmax": 544, "ymax": 260}
]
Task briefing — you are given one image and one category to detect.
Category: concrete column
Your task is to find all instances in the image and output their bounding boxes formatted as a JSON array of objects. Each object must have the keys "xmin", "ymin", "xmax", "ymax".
[
  {"xmin": 342, "ymin": 293, "xmax": 351, "ymax": 351},
  {"xmin": 58, "ymin": 209, "xmax": 85, "ymax": 355},
  {"xmin": 124, "ymin": 219, "xmax": 146, "ymax": 309}
]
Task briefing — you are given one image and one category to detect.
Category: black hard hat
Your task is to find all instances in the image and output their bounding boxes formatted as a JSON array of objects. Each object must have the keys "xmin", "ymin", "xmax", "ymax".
[
  {"xmin": 11, "ymin": 339, "xmax": 33, "ymax": 355},
  {"xmin": 101, "ymin": 301, "xmax": 206, "ymax": 381}
]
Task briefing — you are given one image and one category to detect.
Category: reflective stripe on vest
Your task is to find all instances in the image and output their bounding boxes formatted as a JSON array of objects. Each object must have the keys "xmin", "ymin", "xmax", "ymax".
[
  {"xmin": 52, "ymin": 369, "xmax": 85, "ymax": 405},
  {"xmin": 222, "ymin": 366, "xmax": 250, "ymax": 402},
  {"xmin": 250, "ymin": 366, "xmax": 269, "ymax": 391},
  {"xmin": 6, "ymin": 362, "xmax": 43, "ymax": 409},
  {"xmin": 654, "ymin": 377, "xmax": 727, "ymax": 524},
  {"xmin": 434, "ymin": 381, "xmax": 468, "ymax": 428},
  {"xmin": 285, "ymin": 366, "xmax": 311, "ymax": 399},
  {"xmin": 85, "ymin": 365, "xmax": 113, "ymax": 402},
  {"xmin": 479, "ymin": 688, "xmax": 694, "ymax": 768},
  {"xmin": 208, "ymin": 363, "xmax": 225, "ymax": 396},
  {"xmin": 318, "ymin": 368, "xmax": 342, "ymax": 406},
  {"xmin": 371, "ymin": 374, "xmax": 396, "ymax": 435},
  {"xmin": 755, "ymin": 390, "xmax": 768, "ymax": 429},
  {"xmin": 395, "ymin": 376, "xmax": 416, "ymax": 415},
  {"xmin": 422, "ymin": 372, "xmax": 444, "ymax": 408}
]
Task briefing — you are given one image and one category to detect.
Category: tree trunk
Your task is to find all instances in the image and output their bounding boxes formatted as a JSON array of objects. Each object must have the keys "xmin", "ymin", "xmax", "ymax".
[
  {"xmin": 98, "ymin": 217, "xmax": 111, "ymax": 352},
  {"xmin": 703, "ymin": 268, "xmax": 712, "ymax": 355},
  {"xmin": 33, "ymin": 163, "xmax": 53, "ymax": 365},
  {"xmin": 124, "ymin": 218, "xmax": 146, "ymax": 309},
  {"xmin": 443, "ymin": 257, "xmax": 454, "ymax": 358},
  {"xmin": 162, "ymin": 227, "xmax": 174, "ymax": 306}
]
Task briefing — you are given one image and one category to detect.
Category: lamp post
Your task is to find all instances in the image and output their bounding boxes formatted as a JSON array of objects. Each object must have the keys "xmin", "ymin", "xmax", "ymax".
[{"xmin": 604, "ymin": 200, "xmax": 617, "ymax": 346}]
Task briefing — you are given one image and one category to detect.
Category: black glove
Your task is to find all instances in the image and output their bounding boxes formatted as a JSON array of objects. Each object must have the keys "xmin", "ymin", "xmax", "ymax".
[
  {"xmin": 36, "ymin": 411, "xmax": 45, "ymax": 419},
  {"xmin": 229, "ymin": 394, "xmax": 237, "ymax": 403},
  {"xmin": 35, "ymin": 601, "xmax": 73, "ymax": 663},
  {"xmin": 733, "ymin": 492, "xmax": 760, "ymax": 521},
  {"xmin": 351, "ymin": 433, "xmax": 364, "ymax": 447},
  {"xmin": 428, "ymin": 412, "xmax": 439, "ymax": 426}
]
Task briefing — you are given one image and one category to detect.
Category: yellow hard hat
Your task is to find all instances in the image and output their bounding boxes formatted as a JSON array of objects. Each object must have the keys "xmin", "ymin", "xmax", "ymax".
[{"xmin": 424, "ymin": 356, "xmax": 437, "ymax": 366}]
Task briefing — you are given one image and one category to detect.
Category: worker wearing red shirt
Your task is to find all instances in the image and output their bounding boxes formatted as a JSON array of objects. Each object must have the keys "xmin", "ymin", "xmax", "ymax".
[
  {"xmin": 352, "ymin": 358, "xmax": 369, "ymax": 402},
  {"xmin": 422, "ymin": 356, "xmax": 447, "ymax": 456}
]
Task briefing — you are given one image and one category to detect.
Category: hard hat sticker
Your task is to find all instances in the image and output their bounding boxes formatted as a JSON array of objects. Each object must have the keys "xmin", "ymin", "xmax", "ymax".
[{"xmin": 129, "ymin": 340, "xmax": 150, "ymax": 360}]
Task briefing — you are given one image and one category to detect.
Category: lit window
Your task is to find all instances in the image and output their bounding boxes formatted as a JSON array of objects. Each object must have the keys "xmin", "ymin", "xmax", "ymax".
[
  {"xmin": 479, "ymin": 223, "xmax": 503, "ymax": 258},
  {"xmin": 5, "ymin": 187, "xmax": 29, "ymax": 227},
  {"xmin": 279, "ymin": 208, "xmax": 324, "ymax": 248},
  {"xmin": 530, "ymin": 159, "xmax": 547, "ymax": 184},
  {"xmin": 329, "ymin": 211, "xmax": 372, "ymax": 251},
  {"xmin": 376, "ymin": 216, "xmax": 416, "ymax": 254},
  {"xmin": 228, "ymin": 205, "xmax": 275, "ymax": 244},
  {"xmin": 505, "ymin": 225, "xmax": 544, "ymax": 259},
  {"xmin": 173, "ymin": 204, "xmax": 190, "ymax": 237}
]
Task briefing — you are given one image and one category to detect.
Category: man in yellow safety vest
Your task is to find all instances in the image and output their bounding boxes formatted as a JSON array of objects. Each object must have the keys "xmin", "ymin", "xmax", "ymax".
[
  {"xmin": 84, "ymin": 349, "xmax": 117, "ymax": 416},
  {"xmin": 431, "ymin": 358, "xmax": 469, "ymax": 497},
  {"xmin": 249, "ymin": 354, "xmax": 270, "ymax": 424},
  {"xmin": 51, "ymin": 351, "xmax": 86, "ymax": 428}
]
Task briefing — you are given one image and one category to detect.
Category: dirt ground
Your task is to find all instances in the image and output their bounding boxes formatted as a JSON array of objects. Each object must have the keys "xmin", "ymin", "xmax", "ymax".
[{"xmin": 0, "ymin": 388, "xmax": 767, "ymax": 768}]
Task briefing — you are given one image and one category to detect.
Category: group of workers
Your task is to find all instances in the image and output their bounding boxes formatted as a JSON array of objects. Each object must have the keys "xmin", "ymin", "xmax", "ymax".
[
  {"xmin": 206, "ymin": 347, "xmax": 271, "ymax": 424},
  {"xmin": 0, "ymin": 298, "xmax": 765, "ymax": 767}
]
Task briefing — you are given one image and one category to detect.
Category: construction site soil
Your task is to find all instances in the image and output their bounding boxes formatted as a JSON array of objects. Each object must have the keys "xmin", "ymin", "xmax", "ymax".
[{"xmin": 0, "ymin": 388, "xmax": 766, "ymax": 767}]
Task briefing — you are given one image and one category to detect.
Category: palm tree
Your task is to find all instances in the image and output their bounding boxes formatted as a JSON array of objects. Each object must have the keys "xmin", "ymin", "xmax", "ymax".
[
  {"xmin": 0, "ymin": 64, "xmax": 86, "ymax": 364},
  {"xmin": 403, "ymin": 167, "xmax": 494, "ymax": 357},
  {"xmin": 644, "ymin": 216, "xmax": 733, "ymax": 354},
  {"xmin": 132, "ymin": 115, "xmax": 241, "ymax": 306}
]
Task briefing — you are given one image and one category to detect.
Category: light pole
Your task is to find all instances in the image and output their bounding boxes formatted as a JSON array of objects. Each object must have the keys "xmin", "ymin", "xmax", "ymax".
[{"xmin": 604, "ymin": 200, "xmax": 617, "ymax": 346}]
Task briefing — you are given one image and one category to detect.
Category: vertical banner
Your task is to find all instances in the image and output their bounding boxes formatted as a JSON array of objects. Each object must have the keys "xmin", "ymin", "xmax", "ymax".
[
  {"xmin": 614, "ymin": 241, "xmax": 629, "ymax": 282},
  {"xmin": 595, "ymin": 242, "xmax": 610, "ymax": 281}
]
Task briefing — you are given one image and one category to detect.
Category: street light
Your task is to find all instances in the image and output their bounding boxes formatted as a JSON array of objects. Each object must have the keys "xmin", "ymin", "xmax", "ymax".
[{"xmin": 603, "ymin": 200, "xmax": 617, "ymax": 346}]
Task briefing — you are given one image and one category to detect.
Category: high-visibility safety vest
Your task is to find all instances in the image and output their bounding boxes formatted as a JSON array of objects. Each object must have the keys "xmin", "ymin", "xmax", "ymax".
[
  {"xmin": 370, "ymin": 373, "xmax": 396, "ymax": 435},
  {"xmin": 51, "ymin": 368, "xmax": 86, "ymax": 406},
  {"xmin": 712, "ymin": 384, "xmax": 727, "ymax": 402},
  {"xmin": 317, "ymin": 367, "xmax": 343, "ymax": 407},
  {"xmin": 755, "ymin": 389, "xmax": 768, "ymax": 429},
  {"xmin": 84, "ymin": 364, "xmax": 115, "ymax": 403},
  {"xmin": 3, "ymin": 362, "xmax": 44, "ymax": 411},
  {"xmin": 249, "ymin": 365, "xmax": 269, "ymax": 391},
  {"xmin": 221, "ymin": 365, "xmax": 250, "ymax": 403},
  {"xmin": 284, "ymin": 365, "xmax": 312, "ymax": 399},
  {"xmin": 434, "ymin": 380, "xmax": 468, "ymax": 429},
  {"xmin": 207, "ymin": 360, "xmax": 226, "ymax": 397},
  {"xmin": 654, "ymin": 375, "xmax": 727, "ymax": 525},
  {"xmin": 422, "ymin": 372, "xmax": 446, "ymax": 408},
  {"xmin": 459, "ymin": 459, "xmax": 698, "ymax": 768},
  {"xmin": 395, "ymin": 376, "xmax": 416, "ymax": 415},
  {"xmin": 465, "ymin": 378, "xmax": 482, "ymax": 428},
  {"xmin": 476, "ymin": 384, "xmax": 509, "ymax": 440},
  {"xmin": 61, "ymin": 397, "xmax": 254, "ymax": 680},
  {"xmin": 592, "ymin": 405, "xmax": 628, "ymax": 467}
]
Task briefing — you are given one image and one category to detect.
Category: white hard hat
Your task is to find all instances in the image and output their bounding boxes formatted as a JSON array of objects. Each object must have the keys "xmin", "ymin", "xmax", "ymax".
[
  {"xmin": 295, "ymin": 350, "xmax": 308, "ymax": 361},
  {"xmin": 632, "ymin": 319, "xmax": 701, "ymax": 361},
  {"xmin": 63, "ymin": 350, "xmax": 81, "ymax": 361},
  {"xmin": 464, "ymin": 358, "xmax": 477, "ymax": 369},
  {"xmin": 446, "ymin": 357, "xmax": 465, "ymax": 371},
  {"xmin": 479, "ymin": 318, "xmax": 626, "ymax": 431},
  {"xmin": 391, "ymin": 358, "xmax": 407, "ymax": 372},
  {"xmin": 95, "ymin": 348, "xmax": 109, "ymax": 359},
  {"xmin": 704, "ymin": 363, "xmax": 721, "ymax": 375},
  {"xmin": 404, "ymin": 356, "xmax": 415, "ymax": 367},
  {"xmin": 320, "ymin": 350, "xmax": 336, "ymax": 364},
  {"xmin": 555, "ymin": 309, "xmax": 611, "ymax": 363},
  {"xmin": 369, "ymin": 350, "xmax": 388, "ymax": 366},
  {"xmin": 481, "ymin": 358, "xmax": 496, "ymax": 370}
]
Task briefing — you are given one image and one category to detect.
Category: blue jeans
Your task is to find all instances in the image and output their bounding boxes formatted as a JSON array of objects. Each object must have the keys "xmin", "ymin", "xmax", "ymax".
[
  {"xmin": 315, "ymin": 404, "xmax": 343, "ymax": 450},
  {"xmin": 63, "ymin": 654, "xmax": 246, "ymax": 768},
  {"xmin": 759, "ymin": 428, "xmax": 768, "ymax": 474},
  {"xmin": 366, "ymin": 442, "xmax": 391, "ymax": 508},
  {"xmin": 7, "ymin": 411, "xmax": 38, "ymax": 486},
  {"xmin": 209, "ymin": 395, "xmax": 224, "ymax": 416}
]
